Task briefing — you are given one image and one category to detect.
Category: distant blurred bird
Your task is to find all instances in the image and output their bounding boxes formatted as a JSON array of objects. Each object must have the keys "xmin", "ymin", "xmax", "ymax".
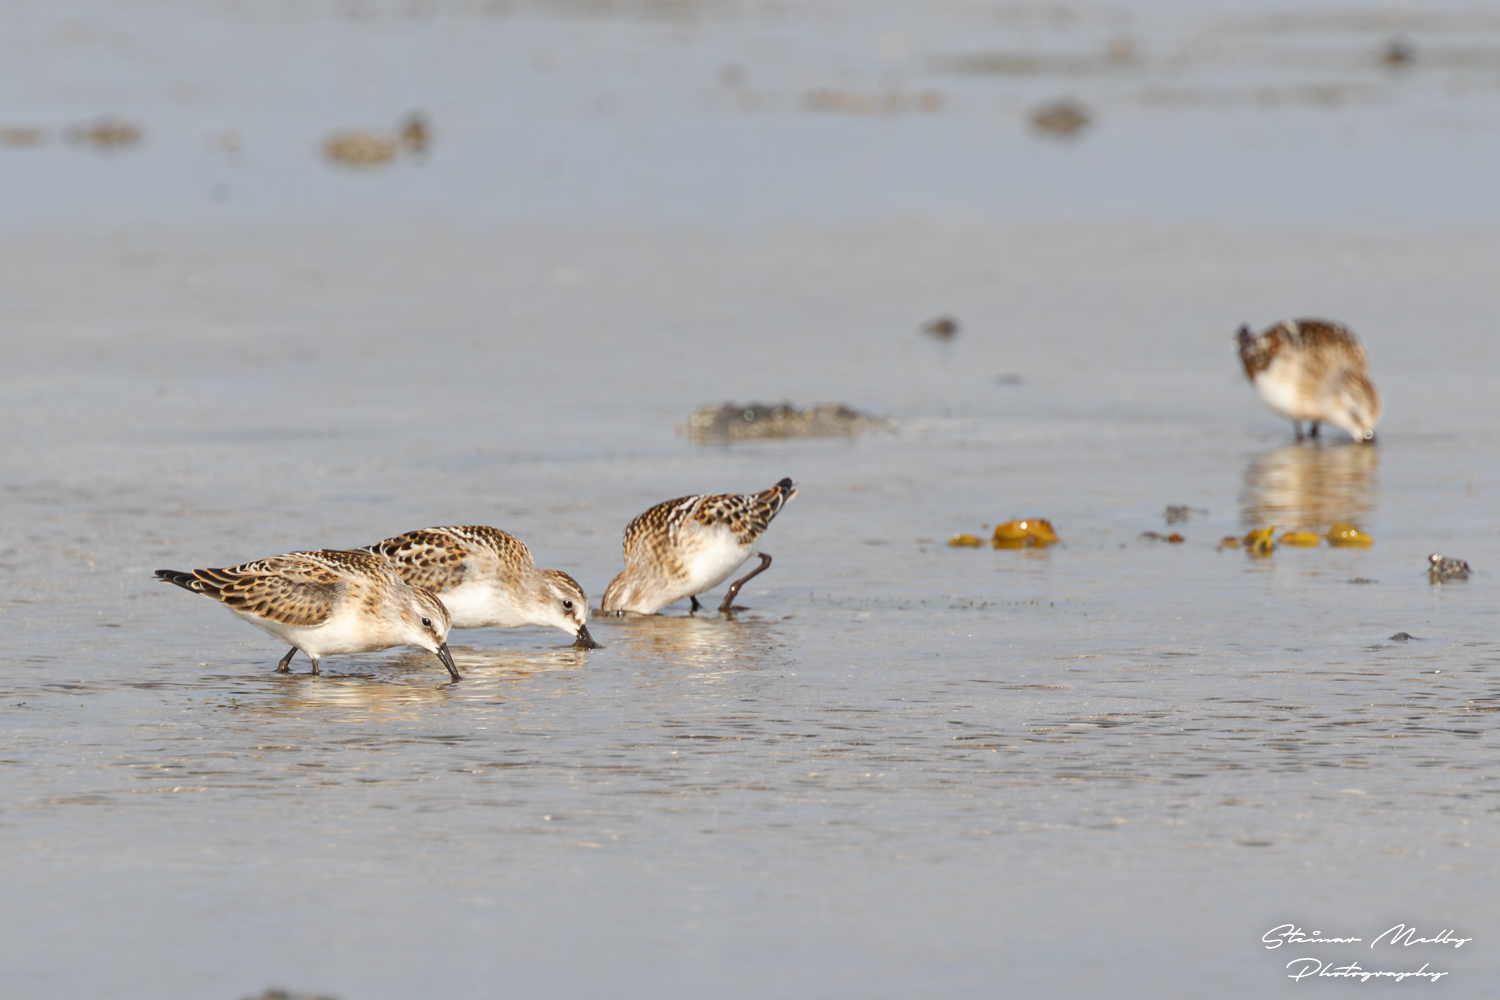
[
  {"xmin": 1428, "ymin": 554, "xmax": 1470, "ymax": 583},
  {"xmin": 1235, "ymin": 318, "xmax": 1382, "ymax": 442}
]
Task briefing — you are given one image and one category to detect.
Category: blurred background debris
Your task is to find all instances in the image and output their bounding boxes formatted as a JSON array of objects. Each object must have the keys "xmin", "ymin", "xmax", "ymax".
[
  {"xmin": 66, "ymin": 117, "xmax": 142, "ymax": 152},
  {"xmin": 922, "ymin": 315, "xmax": 958, "ymax": 339},
  {"xmin": 683, "ymin": 401, "xmax": 890, "ymax": 443},
  {"xmin": 1381, "ymin": 36, "xmax": 1416, "ymax": 68},
  {"xmin": 323, "ymin": 112, "xmax": 432, "ymax": 169},
  {"xmin": 1029, "ymin": 99, "xmax": 1091, "ymax": 139},
  {"xmin": 399, "ymin": 112, "xmax": 431, "ymax": 157},
  {"xmin": 0, "ymin": 126, "xmax": 47, "ymax": 147},
  {"xmin": 1428, "ymin": 553, "xmax": 1470, "ymax": 582}
]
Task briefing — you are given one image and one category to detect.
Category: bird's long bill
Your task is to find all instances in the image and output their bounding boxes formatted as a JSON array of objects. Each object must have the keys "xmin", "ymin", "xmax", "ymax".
[
  {"xmin": 436, "ymin": 642, "xmax": 462, "ymax": 681},
  {"xmin": 572, "ymin": 623, "xmax": 601, "ymax": 650}
]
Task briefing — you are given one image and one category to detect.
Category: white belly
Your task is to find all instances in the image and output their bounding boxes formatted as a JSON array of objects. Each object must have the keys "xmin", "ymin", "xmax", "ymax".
[
  {"xmin": 436, "ymin": 580, "xmax": 526, "ymax": 630},
  {"xmin": 1253, "ymin": 365, "xmax": 1312, "ymax": 422},
  {"xmin": 233, "ymin": 605, "xmax": 395, "ymax": 658},
  {"xmin": 679, "ymin": 523, "xmax": 755, "ymax": 596}
]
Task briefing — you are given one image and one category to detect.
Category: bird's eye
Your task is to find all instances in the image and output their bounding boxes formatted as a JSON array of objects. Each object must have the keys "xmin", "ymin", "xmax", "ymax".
[
  {"xmin": 562, "ymin": 600, "xmax": 574, "ymax": 610},
  {"xmin": 421, "ymin": 617, "xmax": 433, "ymax": 628}
]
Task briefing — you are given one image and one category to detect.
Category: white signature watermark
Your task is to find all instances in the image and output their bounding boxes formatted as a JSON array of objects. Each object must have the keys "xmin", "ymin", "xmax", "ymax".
[{"xmin": 1261, "ymin": 924, "xmax": 1472, "ymax": 983}]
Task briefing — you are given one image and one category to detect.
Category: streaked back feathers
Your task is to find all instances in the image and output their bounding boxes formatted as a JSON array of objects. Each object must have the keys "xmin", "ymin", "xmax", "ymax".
[
  {"xmin": 157, "ymin": 549, "xmax": 390, "ymax": 628},
  {"xmin": 362, "ymin": 525, "xmax": 536, "ymax": 594},
  {"xmin": 1236, "ymin": 319, "xmax": 1367, "ymax": 380},
  {"xmin": 362, "ymin": 524, "xmax": 591, "ymax": 640},
  {"xmin": 1235, "ymin": 318, "xmax": 1382, "ymax": 441},
  {"xmin": 622, "ymin": 477, "xmax": 797, "ymax": 560}
]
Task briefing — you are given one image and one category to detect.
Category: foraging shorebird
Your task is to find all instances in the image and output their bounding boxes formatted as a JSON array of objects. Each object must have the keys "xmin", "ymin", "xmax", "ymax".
[
  {"xmin": 601, "ymin": 478, "xmax": 798, "ymax": 615},
  {"xmin": 155, "ymin": 549, "xmax": 459, "ymax": 680},
  {"xmin": 1235, "ymin": 319, "xmax": 1382, "ymax": 442},
  {"xmin": 360, "ymin": 525, "xmax": 597, "ymax": 648}
]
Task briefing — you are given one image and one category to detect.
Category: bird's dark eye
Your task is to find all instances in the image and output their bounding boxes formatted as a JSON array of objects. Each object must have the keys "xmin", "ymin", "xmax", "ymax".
[
  {"xmin": 421, "ymin": 617, "xmax": 433, "ymax": 628},
  {"xmin": 562, "ymin": 600, "xmax": 574, "ymax": 610}
]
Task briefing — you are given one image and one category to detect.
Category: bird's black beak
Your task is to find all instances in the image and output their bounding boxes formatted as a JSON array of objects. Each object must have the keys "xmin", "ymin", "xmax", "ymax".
[
  {"xmin": 572, "ymin": 623, "xmax": 600, "ymax": 650},
  {"xmin": 436, "ymin": 643, "xmax": 461, "ymax": 681}
]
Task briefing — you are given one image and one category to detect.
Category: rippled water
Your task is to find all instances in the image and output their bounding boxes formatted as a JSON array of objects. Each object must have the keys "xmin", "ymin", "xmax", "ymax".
[{"xmin": 4, "ymin": 1, "xmax": 1500, "ymax": 997}]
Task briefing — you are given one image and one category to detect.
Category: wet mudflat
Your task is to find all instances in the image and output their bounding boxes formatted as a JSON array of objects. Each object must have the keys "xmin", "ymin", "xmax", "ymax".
[
  {"xmin": 4, "ymin": 0, "xmax": 1500, "ymax": 996},
  {"xmin": 3, "ymin": 219, "xmax": 1497, "ymax": 998}
]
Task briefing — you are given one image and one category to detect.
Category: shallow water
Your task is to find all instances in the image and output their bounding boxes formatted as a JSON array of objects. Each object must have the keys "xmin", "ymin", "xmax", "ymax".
[{"xmin": 3, "ymin": 2, "xmax": 1500, "ymax": 998}]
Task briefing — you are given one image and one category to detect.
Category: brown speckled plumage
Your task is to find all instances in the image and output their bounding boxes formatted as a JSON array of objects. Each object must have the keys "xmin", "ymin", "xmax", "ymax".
[
  {"xmin": 155, "ymin": 549, "xmax": 459, "ymax": 679},
  {"xmin": 602, "ymin": 478, "xmax": 797, "ymax": 614},
  {"xmin": 156, "ymin": 549, "xmax": 381, "ymax": 626},
  {"xmin": 1235, "ymin": 318, "xmax": 1382, "ymax": 442},
  {"xmin": 1237, "ymin": 319, "xmax": 1366, "ymax": 379},
  {"xmin": 364, "ymin": 526, "xmax": 532, "ymax": 595},
  {"xmin": 362, "ymin": 525, "xmax": 594, "ymax": 644}
]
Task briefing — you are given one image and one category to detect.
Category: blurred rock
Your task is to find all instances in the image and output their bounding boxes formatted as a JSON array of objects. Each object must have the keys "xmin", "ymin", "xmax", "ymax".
[
  {"xmin": 805, "ymin": 87, "xmax": 944, "ymax": 115},
  {"xmin": 1029, "ymin": 99, "xmax": 1090, "ymax": 139},
  {"xmin": 684, "ymin": 401, "xmax": 890, "ymax": 443},
  {"xmin": 324, "ymin": 112, "xmax": 431, "ymax": 169},
  {"xmin": 67, "ymin": 117, "xmax": 142, "ymax": 152},
  {"xmin": 400, "ymin": 111, "xmax": 431, "ymax": 155},
  {"xmin": 1381, "ymin": 36, "xmax": 1416, "ymax": 68},
  {"xmin": 1, "ymin": 126, "xmax": 47, "ymax": 147},
  {"xmin": 323, "ymin": 130, "xmax": 400, "ymax": 167},
  {"xmin": 923, "ymin": 315, "xmax": 958, "ymax": 339},
  {"xmin": 1428, "ymin": 553, "xmax": 1469, "ymax": 583}
]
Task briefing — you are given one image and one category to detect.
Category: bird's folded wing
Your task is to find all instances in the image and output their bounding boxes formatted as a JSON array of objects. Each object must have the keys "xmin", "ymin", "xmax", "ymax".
[
  {"xmin": 362, "ymin": 530, "xmax": 472, "ymax": 594},
  {"xmin": 191, "ymin": 555, "xmax": 345, "ymax": 626}
]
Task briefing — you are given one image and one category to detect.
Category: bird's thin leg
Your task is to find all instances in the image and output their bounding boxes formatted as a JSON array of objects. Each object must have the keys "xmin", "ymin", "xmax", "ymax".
[
  {"xmin": 1309, "ymin": 421, "xmax": 1321, "ymax": 438},
  {"xmin": 1293, "ymin": 421, "xmax": 1304, "ymax": 442},
  {"xmin": 719, "ymin": 553, "xmax": 773, "ymax": 614},
  {"xmin": 690, "ymin": 595, "xmax": 701, "ymax": 613},
  {"xmin": 277, "ymin": 647, "xmax": 298, "ymax": 673},
  {"xmin": 309, "ymin": 656, "xmax": 320, "ymax": 676}
]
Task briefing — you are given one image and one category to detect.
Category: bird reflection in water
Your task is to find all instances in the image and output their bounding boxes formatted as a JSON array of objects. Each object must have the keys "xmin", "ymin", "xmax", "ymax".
[
  {"xmin": 603, "ymin": 612, "xmax": 777, "ymax": 672},
  {"xmin": 1240, "ymin": 443, "xmax": 1378, "ymax": 528},
  {"xmin": 248, "ymin": 646, "xmax": 589, "ymax": 718}
]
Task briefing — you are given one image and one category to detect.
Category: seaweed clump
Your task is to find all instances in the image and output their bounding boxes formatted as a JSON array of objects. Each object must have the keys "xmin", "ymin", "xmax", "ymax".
[{"xmin": 684, "ymin": 402, "xmax": 890, "ymax": 444}]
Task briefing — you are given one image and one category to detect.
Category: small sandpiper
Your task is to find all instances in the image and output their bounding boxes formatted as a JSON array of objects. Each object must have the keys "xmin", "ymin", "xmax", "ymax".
[
  {"xmin": 360, "ymin": 525, "xmax": 597, "ymax": 648},
  {"xmin": 155, "ymin": 549, "xmax": 459, "ymax": 679},
  {"xmin": 1428, "ymin": 553, "xmax": 1471, "ymax": 583},
  {"xmin": 1235, "ymin": 318, "xmax": 1382, "ymax": 442},
  {"xmin": 601, "ymin": 478, "xmax": 798, "ymax": 615}
]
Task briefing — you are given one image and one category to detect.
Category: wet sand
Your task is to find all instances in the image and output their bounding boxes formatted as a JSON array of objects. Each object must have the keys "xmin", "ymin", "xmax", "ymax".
[
  {"xmin": 3, "ymin": 0, "xmax": 1500, "ymax": 995},
  {"xmin": 2, "ymin": 217, "xmax": 1497, "ymax": 998}
]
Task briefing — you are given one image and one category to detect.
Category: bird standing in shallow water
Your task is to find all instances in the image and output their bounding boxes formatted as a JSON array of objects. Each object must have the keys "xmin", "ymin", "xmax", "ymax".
[
  {"xmin": 360, "ymin": 525, "xmax": 597, "ymax": 648},
  {"xmin": 155, "ymin": 549, "xmax": 459, "ymax": 680},
  {"xmin": 601, "ymin": 478, "xmax": 798, "ymax": 615},
  {"xmin": 1235, "ymin": 319, "xmax": 1382, "ymax": 442}
]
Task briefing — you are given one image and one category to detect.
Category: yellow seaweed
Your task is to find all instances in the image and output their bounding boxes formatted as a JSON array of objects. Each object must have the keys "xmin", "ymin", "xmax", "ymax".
[
  {"xmin": 1243, "ymin": 526, "xmax": 1276, "ymax": 556},
  {"xmin": 1279, "ymin": 530, "xmax": 1322, "ymax": 547},
  {"xmin": 1326, "ymin": 523, "xmax": 1374, "ymax": 547},
  {"xmin": 992, "ymin": 519, "xmax": 1059, "ymax": 549},
  {"xmin": 948, "ymin": 534, "xmax": 983, "ymax": 548}
]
